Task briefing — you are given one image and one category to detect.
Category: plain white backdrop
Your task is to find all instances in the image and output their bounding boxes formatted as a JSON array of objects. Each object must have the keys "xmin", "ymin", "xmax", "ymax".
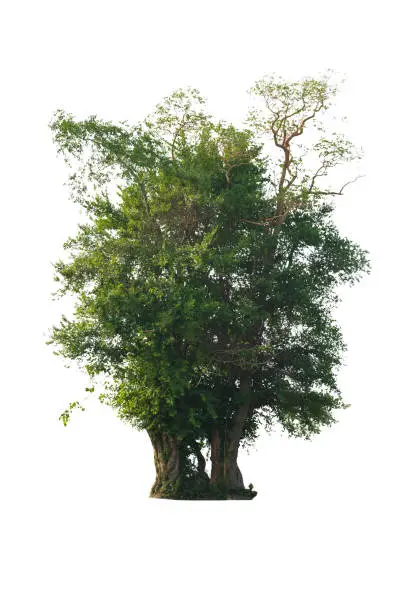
[{"xmin": 1, "ymin": 1, "xmax": 407, "ymax": 610}]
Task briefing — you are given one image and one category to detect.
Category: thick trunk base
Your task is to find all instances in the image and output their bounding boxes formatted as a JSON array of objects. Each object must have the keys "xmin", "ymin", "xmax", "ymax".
[
  {"xmin": 226, "ymin": 489, "xmax": 257, "ymax": 500},
  {"xmin": 151, "ymin": 485, "xmax": 257, "ymax": 501},
  {"xmin": 209, "ymin": 426, "xmax": 256, "ymax": 499},
  {"xmin": 148, "ymin": 431, "xmax": 213, "ymax": 500},
  {"xmin": 148, "ymin": 429, "xmax": 257, "ymax": 500}
]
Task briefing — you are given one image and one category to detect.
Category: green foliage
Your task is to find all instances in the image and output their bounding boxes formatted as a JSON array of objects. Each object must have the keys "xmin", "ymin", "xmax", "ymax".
[
  {"xmin": 58, "ymin": 400, "xmax": 85, "ymax": 426},
  {"xmin": 47, "ymin": 75, "xmax": 370, "ymax": 461}
]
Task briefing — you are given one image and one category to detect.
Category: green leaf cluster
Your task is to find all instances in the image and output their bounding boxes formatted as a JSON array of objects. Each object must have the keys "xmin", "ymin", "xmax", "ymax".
[{"xmin": 47, "ymin": 74, "xmax": 370, "ymax": 456}]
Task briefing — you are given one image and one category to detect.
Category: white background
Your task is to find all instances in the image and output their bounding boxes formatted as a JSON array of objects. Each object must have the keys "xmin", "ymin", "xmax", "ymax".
[{"xmin": 1, "ymin": 1, "xmax": 407, "ymax": 610}]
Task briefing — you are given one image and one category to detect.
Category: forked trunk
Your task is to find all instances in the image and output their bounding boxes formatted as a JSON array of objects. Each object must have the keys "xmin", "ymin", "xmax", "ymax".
[
  {"xmin": 148, "ymin": 375, "xmax": 258, "ymax": 500},
  {"xmin": 148, "ymin": 431, "xmax": 212, "ymax": 499}
]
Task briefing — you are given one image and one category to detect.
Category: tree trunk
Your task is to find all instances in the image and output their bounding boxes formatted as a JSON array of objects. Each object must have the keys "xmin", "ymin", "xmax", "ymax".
[
  {"xmin": 210, "ymin": 427, "xmax": 245, "ymax": 491},
  {"xmin": 148, "ymin": 431, "xmax": 212, "ymax": 499},
  {"xmin": 224, "ymin": 436, "xmax": 245, "ymax": 491},
  {"xmin": 209, "ymin": 373, "xmax": 257, "ymax": 499},
  {"xmin": 210, "ymin": 425, "xmax": 224, "ymax": 485},
  {"xmin": 189, "ymin": 440, "xmax": 211, "ymax": 490},
  {"xmin": 148, "ymin": 431, "xmax": 183, "ymax": 499},
  {"xmin": 210, "ymin": 427, "xmax": 256, "ymax": 499}
]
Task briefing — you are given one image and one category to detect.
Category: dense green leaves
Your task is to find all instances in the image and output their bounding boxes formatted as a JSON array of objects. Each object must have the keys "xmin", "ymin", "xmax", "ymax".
[{"xmin": 47, "ymin": 75, "xmax": 370, "ymax": 457}]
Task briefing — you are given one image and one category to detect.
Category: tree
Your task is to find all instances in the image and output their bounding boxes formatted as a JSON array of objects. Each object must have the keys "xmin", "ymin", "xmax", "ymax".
[{"xmin": 47, "ymin": 75, "xmax": 370, "ymax": 500}]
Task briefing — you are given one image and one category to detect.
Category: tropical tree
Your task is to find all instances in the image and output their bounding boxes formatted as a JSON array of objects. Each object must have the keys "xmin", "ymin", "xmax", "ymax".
[{"xmin": 47, "ymin": 75, "xmax": 370, "ymax": 500}]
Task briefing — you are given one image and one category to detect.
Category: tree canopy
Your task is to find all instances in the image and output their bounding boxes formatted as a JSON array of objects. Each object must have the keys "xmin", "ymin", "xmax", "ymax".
[{"xmin": 47, "ymin": 74, "xmax": 370, "ymax": 499}]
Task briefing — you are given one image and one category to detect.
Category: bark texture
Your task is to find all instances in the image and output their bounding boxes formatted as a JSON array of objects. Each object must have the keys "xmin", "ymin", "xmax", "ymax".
[
  {"xmin": 147, "ymin": 375, "xmax": 258, "ymax": 500},
  {"xmin": 210, "ymin": 426, "xmax": 252, "ymax": 494},
  {"xmin": 148, "ymin": 431, "xmax": 183, "ymax": 498},
  {"xmin": 209, "ymin": 374, "xmax": 257, "ymax": 499},
  {"xmin": 148, "ymin": 431, "xmax": 212, "ymax": 499}
]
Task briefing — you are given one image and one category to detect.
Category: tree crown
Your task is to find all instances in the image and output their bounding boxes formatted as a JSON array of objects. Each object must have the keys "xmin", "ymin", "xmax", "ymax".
[{"xmin": 47, "ymin": 74, "xmax": 370, "ymax": 447}]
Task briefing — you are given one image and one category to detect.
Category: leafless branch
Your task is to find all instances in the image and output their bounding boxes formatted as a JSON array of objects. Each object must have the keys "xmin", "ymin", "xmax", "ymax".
[
  {"xmin": 311, "ymin": 174, "xmax": 365, "ymax": 196},
  {"xmin": 307, "ymin": 164, "xmax": 327, "ymax": 193}
]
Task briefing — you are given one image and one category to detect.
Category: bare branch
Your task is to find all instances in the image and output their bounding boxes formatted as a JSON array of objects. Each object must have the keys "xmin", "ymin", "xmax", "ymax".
[
  {"xmin": 307, "ymin": 164, "xmax": 327, "ymax": 193},
  {"xmin": 282, "ymin": 97, "xmax": 307, "ymax": 122},
  {"xmin": 285, "ymin": 100, "xmax": 324, "ymax": 145},
  {"xmin": 311, "ymin": 174, "xmax": 365, "ymax": 196}
]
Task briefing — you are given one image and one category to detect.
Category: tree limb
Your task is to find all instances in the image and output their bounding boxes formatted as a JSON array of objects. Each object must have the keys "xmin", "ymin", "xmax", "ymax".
[{"xmin": 311, "ymin": 175, "xmax": 365, "ymax": 196}]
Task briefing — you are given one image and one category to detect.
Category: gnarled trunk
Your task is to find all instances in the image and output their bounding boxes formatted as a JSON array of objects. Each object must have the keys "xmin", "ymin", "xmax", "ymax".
[
  {"xmin": 210, "ymin": 425, "xmax": 224, "ymax": 485},
  {"xmin": 147, "ymin": 374, "xmax": 258, "ymax": 500},
  {"xmin": 209, "ymin": 373, "xmax": 257, "ymax": 500},
  {"xmin": 210, "ymin": 425, "xmax": 255, "ymax": 499},
  {"xmin": 210, "ymin": 425, "xmax": 244, "ymax": 489},
  {"xmin": 224, "ymin": 437, "xmax": 245, "ymax": 491},
  {"xmin": 148, "ymin": 431, "xmax": 183, "ymax": 498},
  {"xmin": 148, "ymin": 431, "xmax": 211, "ymax": 499}
]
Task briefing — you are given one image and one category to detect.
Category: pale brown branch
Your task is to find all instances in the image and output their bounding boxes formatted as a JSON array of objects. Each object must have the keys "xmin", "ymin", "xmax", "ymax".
[
  {"xmin": 311, "ymin": 174, "xmax": 365, "ymax": 196},
  {"xmin": 282, "ymin": 97, "xmax": 307, "ymax": 122},
  {"xmin": 307, "ymin": 164, "xmax": 327, "ymax": 193},
  {"xmin": 278, "ymin": 148, "xmax": 291, "ymax": 191},
  {"xmin": 222, "ymin": 155, "xmax": 254, "ymax": 187},
  {"xmin": 285, "ymin": 99, "xmax": 324, "ymax": 145},
  {"xmin": 286, "ymin": 171, "xmax": 298, "ymax": 189},
  {"xmin": 241, "ymin": 198, "xmax": 306, "ymax": 229},
  {"xmin": 270, "ymin": 114, "xmax": 285, "ymax": 149}
]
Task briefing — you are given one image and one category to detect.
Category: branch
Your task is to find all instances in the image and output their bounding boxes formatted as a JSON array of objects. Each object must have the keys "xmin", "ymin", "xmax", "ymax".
[
  {"xmin": 170, "ymin": 111, "xmax": 187, "ymax": 160},
  {"xmin": 240, "ymin": 219, "xmax": 269, "ymax": 227},
  {"xmin": 286, "ymin": 243, "xmax": 298, "ymax": 269},
  {"xmin": 278, "ymin": 147, "xmax": 291, "ymax": 191},
  {"xmin": 307, "ymin": 164, "xmax": 328, "ymax": 193},
  {"xmin": 241, "ymin": 199, "xmax": 306, "ymax": 229},
  {"xmin": 241, "ymin": 174, "xmax": 364, "ymax": 232},
  {"xmin": 270, "ymin": 114, "xmax": 285, "ymax": 149},
  {"xmin": 282, "ymin": 97, "xmax": 307, "ymax": 123},
  {"xmin": 285, "ymin": 99, "xmax": 324, "ymax": 145},
  {"xmin": 222, "ymin": 154, "xmax": 254, "ymax": 187},
  {"xmin": 311, "ymin": 175, "xmax": 365, "ymax": 196},
  {"xmin": 138, "ymin": 181, "xmax": 150, "ymax": 214}
]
